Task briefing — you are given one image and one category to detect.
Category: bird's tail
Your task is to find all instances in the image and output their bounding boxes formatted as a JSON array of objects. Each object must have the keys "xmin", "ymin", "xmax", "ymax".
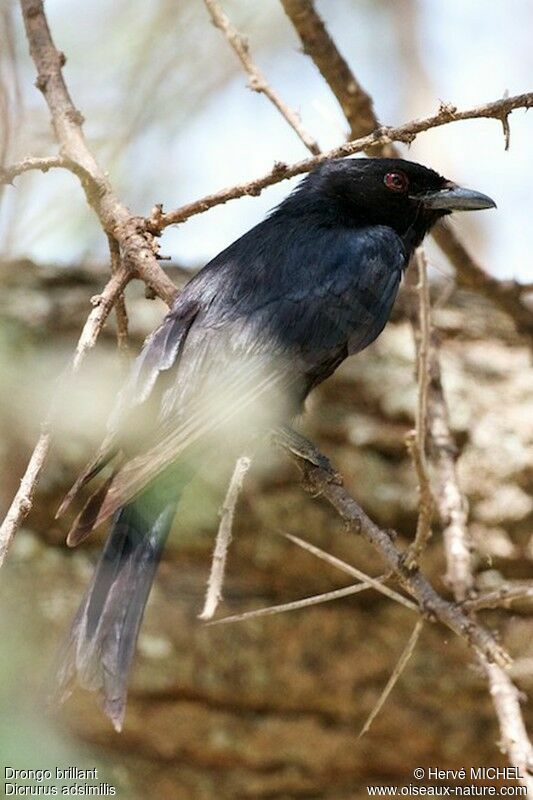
[{"xmin": 55, "ymin": 487, "xmax": 177, "ymax": 731}]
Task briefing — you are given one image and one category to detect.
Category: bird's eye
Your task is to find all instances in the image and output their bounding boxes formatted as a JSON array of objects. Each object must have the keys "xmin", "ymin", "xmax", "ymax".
[{"xmin": 384, "ymin": 172, "xmax": 409, "ymax": 192}]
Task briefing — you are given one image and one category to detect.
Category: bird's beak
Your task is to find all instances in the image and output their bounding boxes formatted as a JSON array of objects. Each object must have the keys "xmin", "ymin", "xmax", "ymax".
[{"xmin": 414, "ymin": 183, "xmax": 496, "ymax": 212}]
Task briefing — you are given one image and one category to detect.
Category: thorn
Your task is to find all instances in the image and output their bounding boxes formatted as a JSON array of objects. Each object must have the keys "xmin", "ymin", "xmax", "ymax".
[{"xmin": 501, "ymin": 114, "xmax": 511, "ymax": 150}]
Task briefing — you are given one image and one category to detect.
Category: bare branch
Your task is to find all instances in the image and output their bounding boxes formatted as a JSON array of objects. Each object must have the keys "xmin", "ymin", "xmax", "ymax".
[
  {"xmin": 0, "ymin": 154, "xmax": 65, "ymax": 183},
  {"xmin": 199, "ymin": 455, "xmax": 251, "ymax": 620},
  {"xmin": 204, "ymin": 0, "xmax": 320, "ymax": 155},
  {"xmin": 425, "ymin": 333, "xmax": 473, "ymax": 602},
  {"xmin": 280, "ymin": 531, "xmax": 417, "ymax": 612},
  {"xmin": 273, "ymin": 430, "xmax": 509, "ymax": 669},
  {"xmin": 107, "ymin": 234, "xmax": 130, "ymax": 359},
  {"xmin": 280, "ymin": 0, "xmax": 393, "ymax": 154},
  {"xmin": 149, "ymin": 92, "xmax": 532, "ymax": 233},
  {"xmin": 485, "ymin": 664, "xmax": 533, "ymax": 789},
  {"xmin": 0, "ymin": 268, "xmax": 128, "ymax": 565},
  {"xmin": 207, "ymin": 581, "xmax": 378, "ymax": 626},
  {"xmin": 1, "ymin": 0, "xmax": 182, "ymax": 564},
  {"xmin": 405, "ymin": 249, "xmax": 434, "ymax": 567},
  {"xmin": 420, "ymin": 327, "xmax": 533, "ymax": 784},
  {"xmin": 465, "ymin": 585, "xmax": 533, "ymax": 612},
  {"xmin": 359, "ymin": 618, "xmax": 424, "ymax": 737},
  {"xmin": 0, "ymin": 430, "xmax": 50, "ymax": 567}
]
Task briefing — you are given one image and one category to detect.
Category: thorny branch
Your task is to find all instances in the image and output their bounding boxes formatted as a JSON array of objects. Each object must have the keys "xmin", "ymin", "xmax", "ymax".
[
  {"xmin": 273, "ymin": 431, "xmax": 508, "ymax": 669},
  {"xmin": 147, "ymin": 91, "xmax": 533, "ymax": 233}
]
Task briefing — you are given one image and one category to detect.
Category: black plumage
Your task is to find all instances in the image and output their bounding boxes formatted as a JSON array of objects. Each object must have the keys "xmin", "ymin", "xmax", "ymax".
[{"xmin": 55, "ymin": 157, "xmax": 495, "ymax": 729}]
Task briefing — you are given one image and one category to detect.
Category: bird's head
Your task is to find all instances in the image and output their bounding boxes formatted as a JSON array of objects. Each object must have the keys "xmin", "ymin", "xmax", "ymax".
[{"xmin": 287, "ymin": 157, "xmax": 496, "ymax": 250}]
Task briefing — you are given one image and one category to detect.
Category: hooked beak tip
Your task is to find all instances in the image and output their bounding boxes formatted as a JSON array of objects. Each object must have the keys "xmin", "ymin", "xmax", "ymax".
[{"xmin": 415, "ymin": 185, "xmax": 497, "ymax": 212}]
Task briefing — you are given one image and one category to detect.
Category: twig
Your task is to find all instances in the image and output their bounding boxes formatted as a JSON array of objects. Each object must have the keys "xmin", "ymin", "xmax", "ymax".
[
  {"xmin": 199, "ymin": 455, "xmax": 251, "ymax": 620},
  {"xmin": 70, "ymin": 269, "xmax": 130, "ymax": 371},
  {"xmin": 485, "ymin": 664, "xmax": 533, "ymax": 789},
  {"xmin": 107, "ymin": 234, "xmax": 130, "ymax": 359},
  {"xmin": 359, "ymin": 618, "xmax": 424, "ymax": 737},
  {"xmin": 149, "ymin": 92, "xmax": 532, "ymax": 232},
  {"xmin": 206, "ymin": 580, "xmax": 380, "ymax": 626},
  {"xmin": 280, "ymin": 0, "xmax": 393, "ymax": 154},
  {"xmin": 0, "ymin": 269, "xmax": 128, "ymax": 566},
  {"xmin": 0, "ymin": 154, "xmax": 65, "ymax": 183},
  {"xmin": 465, "ymin": 585, "xmax": 533, "ymax": 612},
  {"xmin": 0, "ymin": 430, "xmax": 50, "ymax": 567},
  {"xmin": 203, "ymin": 0, "xmax": 320, "ymax": 155},
  {"xmin": 425, "ymin": 335, "xmax": 473, "ymax": 602},
  {"xmin": 405, "ymin": 249, "xmax": 434, "ymax": 567},
  {"xmin": 274, "ymin": 432, "xmax": 509, "ymax": 668},
  {"xmin": 280, "ymin": 531, "xmax": 417, "ymax": 612}
]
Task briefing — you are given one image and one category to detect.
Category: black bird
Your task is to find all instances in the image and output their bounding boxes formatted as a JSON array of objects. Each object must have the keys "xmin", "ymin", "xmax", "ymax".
[{"xmin": 56, "ymin": 157, "xmax": 495, "ymax": 729}]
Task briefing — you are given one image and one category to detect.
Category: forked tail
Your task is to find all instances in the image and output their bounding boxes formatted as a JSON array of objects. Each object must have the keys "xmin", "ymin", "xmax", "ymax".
[{"xmin": 55, "ymin": 489, "xmax": 177, "ymax": 731}]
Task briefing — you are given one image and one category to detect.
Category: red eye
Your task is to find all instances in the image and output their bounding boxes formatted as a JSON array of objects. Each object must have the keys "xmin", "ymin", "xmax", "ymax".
[{"xmin": 384, "ymin": 171, "xmax": 409, "ymax": 192}]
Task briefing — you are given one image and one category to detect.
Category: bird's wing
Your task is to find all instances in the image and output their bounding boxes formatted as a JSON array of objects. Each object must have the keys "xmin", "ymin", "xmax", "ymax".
[
  {"xmin": 57, "ymin": 294, "xmax": 200, "ymax": 517},
  {"xmin": 64, "ymin": 223, "xmax": 405, "ymax": 537}
]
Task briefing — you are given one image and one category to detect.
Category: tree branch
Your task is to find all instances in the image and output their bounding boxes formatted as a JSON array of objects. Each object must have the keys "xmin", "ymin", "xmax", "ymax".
[
  {"xmin": 199, "ymin": 455, "xmax": 251, "ymax": 620},
  {"xmin": 0, "ymin": 0, "xmax": 183, "ymax": 565},
  {"xmin": 148, "ymin": 91, "xmax": 532, "ymax": 233},
  {"xmin": 0, "ymin": 268, "xmax": 128, "ymax": 566},
  {"xmin": 405, "ymin": 249, "xmax": 434, "ymax": 567},
  {"xmin": 19, "ymin": 0, "xmax": 177, "ymax": 305},
  {"xmin": 273, "ymin": 430, "xmax": 508, "ymax": 669},
  {"xmin": 203, "ymin": 0, "xmax": 320, "ymax": 155},
  {"xmin": 0, "ymin": 154, "xmax": 65, "ymax": 183},
  {"xmin": 280, "ymin": 0, "xmax": 393, "ymax": 154}
]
